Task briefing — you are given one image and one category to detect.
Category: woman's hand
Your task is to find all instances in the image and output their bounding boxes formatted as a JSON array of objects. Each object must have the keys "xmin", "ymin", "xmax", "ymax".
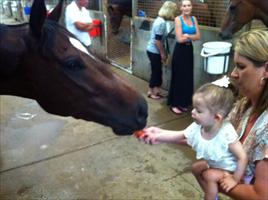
[
  {"xmin": 161, "ymin": 53, "xmax": 167, "ymax": 64},
  {"xmin": 181, "ymin": 34, "xmax": 190, "ymax": 42},
  {"xmin": 219, "ymin": 173, "xmax": 239, "ymax": 192},
  {"xmin": 183, "ymin": 33, "xmax": 189, "ymax": 39}
]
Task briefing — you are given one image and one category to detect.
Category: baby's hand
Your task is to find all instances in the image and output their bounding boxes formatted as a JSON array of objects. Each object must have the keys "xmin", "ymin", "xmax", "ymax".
[
  {"xmin": 135, "ymin": 126, "xmax": 162, "ymax": 145},
  {"xmin": 219, "ymin": 173, "xmax": 238, "ymax": 192}
]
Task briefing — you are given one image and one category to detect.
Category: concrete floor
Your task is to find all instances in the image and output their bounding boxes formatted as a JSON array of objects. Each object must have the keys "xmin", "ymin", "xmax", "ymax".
[{"xmin": 0, "ymin": 67, "xmax": 232, "ymax": 200}]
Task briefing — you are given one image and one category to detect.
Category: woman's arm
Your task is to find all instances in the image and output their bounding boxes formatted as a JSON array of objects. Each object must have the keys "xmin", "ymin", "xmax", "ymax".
[
  {"xmin": 155, "ymin": 39, "xmax": 166, "ymax": 62},
  {"xmin": 220, "ymin": 159, "xmax": 268, "ymax": 200},
  {"xmin": 186, "ymin": 16, "xmax": 200, "ymax": 41},
  {"xmin": 174, "ymin": 17, "xmax": 188, "ymax": 43}
]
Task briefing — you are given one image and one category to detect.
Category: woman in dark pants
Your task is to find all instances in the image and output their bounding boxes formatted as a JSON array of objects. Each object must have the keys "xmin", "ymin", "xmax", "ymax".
[
  {"xmin": 168, "ymin": 43, "xmax": 193, "ymax": 111},
  {"xmin": 146, "ymin": 1, "xmax": 178, "ymax": 99},
  {"xmin": 147, "ymin": 52, "xmax": 163, "ymax": 98},
  {"xmin": 168, "ymin": 0, "xmax": 200, "ymax": 114}
]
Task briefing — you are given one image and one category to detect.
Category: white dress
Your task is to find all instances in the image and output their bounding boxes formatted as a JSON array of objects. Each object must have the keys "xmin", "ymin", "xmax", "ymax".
[
  {"xmin": 65, "ymin": 1, "xmax": 92, "ymax": 46},
  {"xmin": 184, "ymin": 121, "xmax": 239, "ymax": 172}
]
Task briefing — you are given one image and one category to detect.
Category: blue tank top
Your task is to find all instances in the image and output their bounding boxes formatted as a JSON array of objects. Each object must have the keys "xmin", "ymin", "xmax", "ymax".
[{"xmin": 179, "ymin": 16, "xmax": 196, "ymax": 35}]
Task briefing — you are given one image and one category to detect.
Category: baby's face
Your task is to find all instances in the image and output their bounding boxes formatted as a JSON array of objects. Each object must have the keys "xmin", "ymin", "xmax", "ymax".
[{"xmin": 191, "ymin": 93, "xmax": 215, "ymax": 127}]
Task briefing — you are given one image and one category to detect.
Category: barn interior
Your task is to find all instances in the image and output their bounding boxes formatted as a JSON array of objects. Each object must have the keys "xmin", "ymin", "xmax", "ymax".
[{"xmin": 1, "ymin": 0, "xmax": 267, "ymax": 199}]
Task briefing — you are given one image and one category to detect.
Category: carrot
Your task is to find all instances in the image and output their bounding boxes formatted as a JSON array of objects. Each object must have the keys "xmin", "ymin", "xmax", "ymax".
[{"xmin": 134, "ymin": 130, "xmax": 145, "ymax": 138}]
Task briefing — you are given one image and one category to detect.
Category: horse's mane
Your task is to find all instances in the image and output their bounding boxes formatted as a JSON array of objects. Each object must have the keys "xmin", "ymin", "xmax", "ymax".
[{"xmin": 0, "ymin": 23, "xmax": 28, "ymax": 38}]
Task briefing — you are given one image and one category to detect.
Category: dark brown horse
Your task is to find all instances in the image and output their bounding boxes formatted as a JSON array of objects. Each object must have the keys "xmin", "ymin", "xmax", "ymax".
[
  {"xmin": 219, "ymin": 0, "xmax": 268, "ymax": 39},
  {"xmin": 0, "ymin": 0, "xmax": 147, "ymax": 135},
  {"xmin": 241, "ymin": 0, "xmax": 268, "ymax": 13},
  {"xmin": 107, "ymin": 0, "xmax": 132, "ymax": 34}
]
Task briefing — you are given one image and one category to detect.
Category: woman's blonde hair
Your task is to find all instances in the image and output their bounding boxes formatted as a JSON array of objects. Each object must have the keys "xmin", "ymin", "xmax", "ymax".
[
  {"xmin": 235, "ymin": 29, "xmax": 268, "ymax": 114},
  {"xmin": 158, "ymin": 1, "xmax": 178, "ymax": 20},
  {"xmin": 195, "ymin": 83, "xmax": 235, "ymax": 118}
]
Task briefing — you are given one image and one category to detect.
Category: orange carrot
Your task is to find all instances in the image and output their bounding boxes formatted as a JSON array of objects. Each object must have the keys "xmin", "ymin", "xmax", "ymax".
[{"xmin": 134, "ymin": 130, "xmax": 145, "ymax": 138}]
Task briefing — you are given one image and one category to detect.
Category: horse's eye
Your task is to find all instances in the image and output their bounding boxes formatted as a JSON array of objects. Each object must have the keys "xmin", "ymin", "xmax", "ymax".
[
  {"xmin": 63, "ymin": 59, "xmax": 85, "ymax": 71},
  {"xmin": 229, "ymin": 5, "xmax": 236, "ymax": 11}
]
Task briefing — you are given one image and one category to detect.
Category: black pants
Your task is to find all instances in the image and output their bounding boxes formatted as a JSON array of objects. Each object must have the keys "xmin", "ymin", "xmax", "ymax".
[
  {"xmin": 147, "ymin": 51, "xmax": 162, "ymax": 88},
  {"xmin": 167, "ymin": 42, "xmax": 193, "ymax": 108}
]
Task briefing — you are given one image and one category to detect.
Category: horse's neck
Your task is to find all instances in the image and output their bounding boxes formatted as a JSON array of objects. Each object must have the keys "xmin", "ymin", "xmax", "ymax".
[
  {"xmin": 109, "ymin": 0, "xmax": 132, "ymax": 16},
  {"xmin": 247, "ymin": 0, "xmax": 268, "ymax": 13},
  {"xmin": 0, "ymin": 56, "xmax": 36, "ymax": 99},
  {"xmin": 0, "ymin": 74, "xmax": 35, "ymax": 99},
  {"xmin": 255, "ymin": 9, "xmax": 268, "ymax": 27},
  {"xmin": 0, "ymin": 55, "xmax": 34, "ymax": 99},
  {"xmin": 0, "ymin": 25, "xmax": 35, "ymax": 99}
]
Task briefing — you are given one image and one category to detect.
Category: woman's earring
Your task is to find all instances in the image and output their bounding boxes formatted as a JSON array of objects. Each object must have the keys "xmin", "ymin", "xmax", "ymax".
[{"xmin": 260, "ymin": 77, "xmax": 266, "ymax": 85}]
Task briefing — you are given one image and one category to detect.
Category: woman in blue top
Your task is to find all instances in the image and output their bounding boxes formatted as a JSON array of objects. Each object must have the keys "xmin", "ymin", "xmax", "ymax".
[
  {"xmin": 146, "ymin": 1, "xmax": 178, "ymax": 99},
  {"xmin": 168, "ymin": 0, "xmax": 200, "ymax": 114}
]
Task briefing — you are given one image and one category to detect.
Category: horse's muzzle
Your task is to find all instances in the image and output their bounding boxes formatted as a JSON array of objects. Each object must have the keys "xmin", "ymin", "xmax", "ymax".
[
  {"xmin": 112, "ymin": 98, "xmax": 148, "ymax": 136},
  {"xmin": 219, "ymin": 31, "xmax": 233, "ymax": 40}
]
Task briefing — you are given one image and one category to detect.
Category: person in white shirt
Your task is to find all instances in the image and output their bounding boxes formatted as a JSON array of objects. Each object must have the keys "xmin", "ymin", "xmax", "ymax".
[{"xmin": 65, "ymin": 0, "xmax": 93, "ymax": 47}]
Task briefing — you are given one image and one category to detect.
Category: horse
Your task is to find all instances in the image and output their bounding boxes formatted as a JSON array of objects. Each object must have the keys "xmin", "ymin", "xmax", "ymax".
[
  {"xmin": 219, "ymin": 0, "xmax": 268, "ymax": 39},
  {"xmin": 107, "ymin": 0, "xmax": 132, "ymax": 34},
  {"xmin": 241, "ymin": 0, "xmax": 268, "ymax": 13},
  {"xmin": 0, "ymin": 0, "xmax": 148, "ymax": 135}
]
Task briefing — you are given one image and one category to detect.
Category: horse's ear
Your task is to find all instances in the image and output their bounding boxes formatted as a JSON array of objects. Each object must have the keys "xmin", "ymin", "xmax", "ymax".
[
  {"xmin": 47, "ymin": 0, "xmax": 65, "ymax": 22},
  {"xmin": 107, "ymin": 5, "xmax": 114, "ymax": 15},
  {"xmin": 29, "ymin": 0, "xmax": 47, "ymax": 38}
]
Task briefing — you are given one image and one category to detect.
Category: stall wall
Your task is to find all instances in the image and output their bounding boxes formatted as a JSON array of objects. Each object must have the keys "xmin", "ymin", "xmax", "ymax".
[{"xmin": 88, "ymin": 10, "xmax": 107, "ymax": 61}]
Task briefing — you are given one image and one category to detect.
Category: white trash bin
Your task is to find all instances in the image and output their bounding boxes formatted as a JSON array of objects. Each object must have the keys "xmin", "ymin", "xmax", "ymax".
[{"xmin": 201, "ymin": 41, "xmax": 232, "ymax": 75}]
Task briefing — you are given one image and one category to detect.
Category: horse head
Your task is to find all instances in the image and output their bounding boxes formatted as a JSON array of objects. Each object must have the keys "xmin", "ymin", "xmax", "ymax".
[
  {"xmin": 219, "ymin": 0, "xmax": 268, "ymax": 39},
  {"xmin": 107, "ymin": 0, "xmax": 132, "ymax": 34},
  {"xmin": 0, "ymin": 0, "xmax": 148, "ymax": 135}
]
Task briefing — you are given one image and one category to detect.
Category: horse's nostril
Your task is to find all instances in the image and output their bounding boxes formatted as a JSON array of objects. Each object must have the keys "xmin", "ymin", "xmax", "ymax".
[
  {"xmin": 112, "ymin": 30, "xmax": 119, "ymax": 35},
  {"xmin": 219, "ymin": 31, "xmax": 232, "ymax": 40},
  {"xmin": 219, "ymin": 32, "xmax": 225, "ymax": 39}
]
